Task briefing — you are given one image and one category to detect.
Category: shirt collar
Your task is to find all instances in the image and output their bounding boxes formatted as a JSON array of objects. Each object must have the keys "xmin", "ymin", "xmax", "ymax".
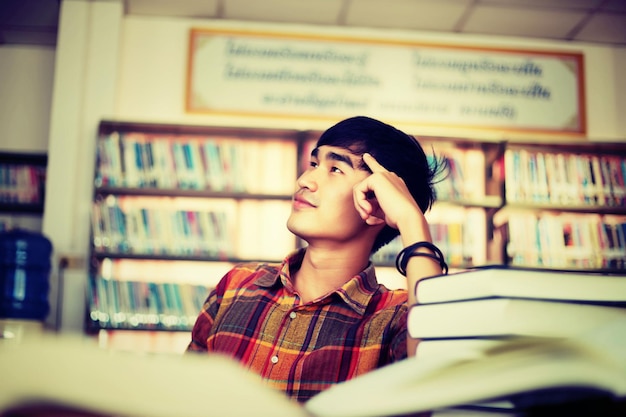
[{"xmin": 255, "ymin": 248, "xmax": 379, "ymax": 315}]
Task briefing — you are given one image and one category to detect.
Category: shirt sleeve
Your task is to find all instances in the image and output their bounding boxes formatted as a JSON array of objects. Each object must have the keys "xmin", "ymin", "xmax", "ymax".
[
  {"xmin": 185, "ymin": 273, "xmax": 229, "ymax": 353},
  {"xmin": 389, "ymin": 303, "xmax": 409, "ymax": 362}
]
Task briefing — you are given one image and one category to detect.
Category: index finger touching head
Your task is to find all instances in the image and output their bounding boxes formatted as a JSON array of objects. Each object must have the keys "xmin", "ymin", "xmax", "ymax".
[{"xmin": 362, "ymin": 153, "xmax": 388, "ymax": 173}]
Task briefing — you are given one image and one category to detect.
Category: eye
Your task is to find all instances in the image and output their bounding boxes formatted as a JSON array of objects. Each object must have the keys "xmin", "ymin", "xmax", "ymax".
[
  {"xmin": 330, "ymin": 166, "xmax": 343, "ymax": 174},
  {"xmin": 309, "ymin": 160, "xmax": 318, "ymax": 168}
]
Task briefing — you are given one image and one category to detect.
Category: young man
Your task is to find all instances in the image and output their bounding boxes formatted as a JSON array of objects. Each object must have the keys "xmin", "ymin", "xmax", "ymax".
[{"xmin": 187, "ymin": 116, "xmax": 447, "ymax": 403}]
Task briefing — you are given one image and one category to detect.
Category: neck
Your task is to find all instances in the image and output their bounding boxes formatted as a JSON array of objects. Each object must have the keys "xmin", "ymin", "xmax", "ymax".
[{"xmin": 292, "ymin": 243, "xmax": 371, "ymax": 303}]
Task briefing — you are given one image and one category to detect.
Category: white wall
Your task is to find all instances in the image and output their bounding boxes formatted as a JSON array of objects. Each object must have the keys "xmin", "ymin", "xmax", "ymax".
[
  {"xmin": 0, "ymin": 46, "xmax": 55, "ymax": 151},
  {"xmin": 42, "ymin": 0, "xmax": 123, "ymax": 332},
  {"xmin": 3, "ymin": 0, "xmax": 624, "ymax": 332},
  {"xmin": 0, "ymin": 45, "xmax": 54, "ymax": 233},
  {"xmin": 615, "ymin": 48, "xmax": 626, "ymax": 137},
  {"xmin": 114, "ymin": 16, "xmax": 626, "ymax": 141},
  {"xmin": 584, "ymin": 46, "xmax": 626, "ymax": 141}
]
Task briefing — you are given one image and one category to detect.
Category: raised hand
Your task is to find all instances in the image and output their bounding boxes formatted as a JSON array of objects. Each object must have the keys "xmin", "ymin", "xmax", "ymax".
[{"xmin": 353, "ymin": 153, "xmax": 422, "ymax": 230}]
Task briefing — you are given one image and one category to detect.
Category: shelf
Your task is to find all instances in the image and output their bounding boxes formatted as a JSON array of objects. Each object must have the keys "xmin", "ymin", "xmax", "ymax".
[
  {"xmin": 0, "ymin": 202, "xmax": 45, "ymax": 214},
  {"xmin": 92, "ymin": 251, "xmax": 283, "ymax": 264},
  {"xmin": 94, "ymin": 328, "xmax": 191, "ymax": 353},
  {"xmin": 84, "ymin": 119, "xmax": 626, "ymax": 352},
  {"xmin": 95, "ymin": 186, "xmax": 292, "ymax": 201},
  {"xmin": 0, "ymin": 152, "xmax": 47, "ymax": 165},
  {"xmin": 497, "ymin": 203, "xmax": 626, "ymax": 216},
  {"xmin": 0, "ymin": 152, "xmax": 47, "ymax": 230},
  {"xmin": 86, "ymin": 121, "xmax": 303, "ymax": 346},
  {"xmin": 435, "ymin": 196, "xmax": 503, "ymax": 209}
]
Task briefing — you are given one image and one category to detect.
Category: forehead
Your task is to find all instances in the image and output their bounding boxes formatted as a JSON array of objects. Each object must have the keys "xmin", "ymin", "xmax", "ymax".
[
  {"xmin": 313, "ymin": 145, "xmax": 358, "ymax": 161},
  {"xmin": 312, "ymin": 145, "xmax": 358, "ymax": 158}
]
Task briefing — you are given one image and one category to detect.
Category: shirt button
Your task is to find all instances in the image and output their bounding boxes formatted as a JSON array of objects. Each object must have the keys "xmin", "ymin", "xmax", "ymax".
[
  {"xmin": 271, "ymin": 355, "xmax": 279, "ymax": 364},
  {"xmin": 289, "ymin": 311, "xmax": 297, "ymax": 319}
]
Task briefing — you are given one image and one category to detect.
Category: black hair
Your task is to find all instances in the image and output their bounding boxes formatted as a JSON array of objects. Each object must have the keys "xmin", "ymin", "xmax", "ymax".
[{"xmin": 316, "ymin": 116, "xmax": 447, "ymax": 254}]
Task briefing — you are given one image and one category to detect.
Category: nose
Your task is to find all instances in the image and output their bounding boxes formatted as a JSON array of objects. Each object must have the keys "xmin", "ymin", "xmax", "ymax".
[{"xmin": 296, "ymin": 168, "xmax": 317, "ymax": 192}]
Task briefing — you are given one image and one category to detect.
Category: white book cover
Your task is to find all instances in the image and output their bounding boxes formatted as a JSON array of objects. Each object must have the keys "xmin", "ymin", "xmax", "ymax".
[
  {"xmin": 408, "ymin": 297, "xmax": 626, "ymax": 339},
  {"xmin": 414, "ymin": 265, "xmax": 626, "ymax": 305}
]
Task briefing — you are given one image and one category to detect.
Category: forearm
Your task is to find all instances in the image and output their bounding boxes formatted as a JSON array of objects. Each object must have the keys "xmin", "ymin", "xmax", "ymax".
[{"xmin": 396, "ymin": 213, "xmax": 443, "ymax": 357}]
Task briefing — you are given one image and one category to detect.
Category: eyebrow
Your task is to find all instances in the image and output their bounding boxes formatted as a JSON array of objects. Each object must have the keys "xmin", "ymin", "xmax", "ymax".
[{"xmin": 311, "ymin": 147, "xmax": 370, "ymax": 171}]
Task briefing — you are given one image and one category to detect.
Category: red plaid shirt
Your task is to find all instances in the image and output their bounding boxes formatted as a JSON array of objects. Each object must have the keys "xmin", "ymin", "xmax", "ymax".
[{"xmin": 187, "ymin": 248, "xmax": 408, "ymax": 403}]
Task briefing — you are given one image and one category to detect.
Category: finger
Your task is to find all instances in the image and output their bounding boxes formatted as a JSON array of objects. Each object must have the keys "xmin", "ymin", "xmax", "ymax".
[
  {"xmin": 354, "ymin": 192, "xmax": 383, "ymax": 225},
  {"xmin": 362, "ymin": 153, "xmax": 388, "ymax": 173},
  {"xmin": 355, "ymin": 200, "xmax": 371, "ymax": 221},
  {"xmin": 353, "ymin": 182, "xmax": 373, "ymax": 218}
]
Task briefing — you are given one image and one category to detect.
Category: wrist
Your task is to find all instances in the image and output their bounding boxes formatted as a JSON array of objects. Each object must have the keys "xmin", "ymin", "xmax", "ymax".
[
  {"xmin": 396, "ymin": 214, "xmax": 432, "ymax": 247},
  {"xmin": 395, "ymin": 241, "xmax": 448, "ymax": 277}
]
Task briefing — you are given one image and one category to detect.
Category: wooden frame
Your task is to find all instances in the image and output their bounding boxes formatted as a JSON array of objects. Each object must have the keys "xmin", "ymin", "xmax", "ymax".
[{"xmin": 186, "ymin": 27, "xmax": 586, "ymax": 136}]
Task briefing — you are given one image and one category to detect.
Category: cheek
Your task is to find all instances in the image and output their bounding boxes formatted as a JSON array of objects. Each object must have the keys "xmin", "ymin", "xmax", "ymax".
[{"xmin": 331, "ymin": 192, "xmax": 364, "ymax": 224}]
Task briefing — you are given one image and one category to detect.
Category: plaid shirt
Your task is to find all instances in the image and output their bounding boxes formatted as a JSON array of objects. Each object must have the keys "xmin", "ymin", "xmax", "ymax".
[{"xmin": 187, "ymin": 248, "xmax": 408, "ymax": 403}]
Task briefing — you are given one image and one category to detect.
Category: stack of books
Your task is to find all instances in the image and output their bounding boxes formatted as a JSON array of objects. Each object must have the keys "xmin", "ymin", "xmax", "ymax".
[
  {"xmin": 409, "ymin": 265, "xmax": 626, "ymax": 415},
  {"xmin": 307, "ymin": 265, "xmax": 626, "ymax": 417},
  {"xmin": 410, "ymin": 265, "xmax": 626, "ymax": 359}
]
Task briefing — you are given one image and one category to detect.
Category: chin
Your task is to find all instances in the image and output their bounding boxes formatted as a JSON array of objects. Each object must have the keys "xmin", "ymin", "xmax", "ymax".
[
  {"xmin": 286, "ymin": 217, "xmax": 299, "ymax": 236},
  {"xmin": 286, "ymin": 219, "xmax": 313, "ymax": 242}
]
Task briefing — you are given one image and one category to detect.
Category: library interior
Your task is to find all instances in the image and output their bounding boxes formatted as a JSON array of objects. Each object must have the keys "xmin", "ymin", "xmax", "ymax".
[{"xmin": 1, "ymin": 1, "xmax": 626, "ymax": 416}]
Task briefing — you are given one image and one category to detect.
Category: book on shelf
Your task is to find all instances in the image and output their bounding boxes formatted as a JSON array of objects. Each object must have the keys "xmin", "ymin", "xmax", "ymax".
[
  {"xmin": 428, "ymin": 144, "xmax": 487, "ymax": 202},
  {"xmin": 91, "ymin": 196, "xmax": 242, "ymax": 259},
  {"xmin": 373, "ymin": 205, "xmax": 488, "ymax": 268},
  {"xmin": 236, "ymin": 199, "xmax": 295, "ymax": 261},
  {"xmin": 2, "ymin": 319, "xmax": 625, "ymax": 417},
  {"xmin": 496, "ymin": 211, "xmax": 626, "ymax": 269},
  {"xmin": 87, "ymin": 276, "xmax": 213, "ymax": 331},
  {"xmin": 0, "ymin": 163, "xmax": 45, "ymax": 205},
  {"xmin": 504, "ymin": 148, "xmax": 626, "ymax": 207},
  {"xmin": 426, "ymin": 205, "xmax": 488, "ymax": 267},
  {"xmin": 88, "ymin": 258, "xmax": 232, "ymax": 333},
  {"xmin": 96, "ymin": 131, "xmax": 297, "ymax": 195}
]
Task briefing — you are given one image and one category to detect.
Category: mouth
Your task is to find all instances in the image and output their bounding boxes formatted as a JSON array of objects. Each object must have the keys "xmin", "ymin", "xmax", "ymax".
[{"xmin": 293, "ymin": 193, "xmax": 316, "ymax": 209}]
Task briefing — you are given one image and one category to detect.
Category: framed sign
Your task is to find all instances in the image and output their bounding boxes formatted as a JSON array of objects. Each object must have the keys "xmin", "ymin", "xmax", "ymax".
[{"xmin": 187, "ymin": 28, "xmax": 586, "ymax": 135}]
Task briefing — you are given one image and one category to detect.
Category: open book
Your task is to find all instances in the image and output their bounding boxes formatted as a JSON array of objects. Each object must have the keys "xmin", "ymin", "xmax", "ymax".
[
  {"xmin": 306, "ymin": 318, "xmax": 626, "ymax": 417},
  {"xmin": 2, "ymin": 319, "xmax": 625, "ymax": 417},
  {"xmin": 0, "ymin": 336, "xmax": 309, "ymax": 417}
]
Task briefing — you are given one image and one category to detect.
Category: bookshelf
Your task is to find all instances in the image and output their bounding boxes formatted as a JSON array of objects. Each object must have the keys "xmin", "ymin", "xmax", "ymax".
[
  {"xmin": 0, "ymin": 152, "xmax": 47, "ymax": 233},
  {"xmin": 85, "ymin": 121, "xmax": 626, "ymax": 351},
  {"xmin": 87, "ymin": 121, "xmax": 303, "ymax": 350},
  {"xmin": 494, "ymin": 141, "xmax": 626, "ymax": 271}
]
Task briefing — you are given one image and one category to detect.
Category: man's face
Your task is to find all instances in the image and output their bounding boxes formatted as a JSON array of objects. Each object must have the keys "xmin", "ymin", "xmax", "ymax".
[{"xmin": 287, "ymin": 145, "xmax": 372, "ymax": 244}]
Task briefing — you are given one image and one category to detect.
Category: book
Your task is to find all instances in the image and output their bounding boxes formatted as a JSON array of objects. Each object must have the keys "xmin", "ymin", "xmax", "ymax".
[
  {"xmin": 499, "ymin": 211, "xmax": 626, "ymax": 269},
  {"xmin": 407, "ymin": 297, "xmax": 626, "ymax": 339},
  {"xmin": 415, "ymin": 337, "xmax": 513, "ymax": 361},
  {"xmin": 406, "ymin": 266, "xmax": 626, "ymax": 406},
  {"xmin": 426, "ymin": 206, "xmax": 488, "ymax": 267},
  {"xmin": 0, "ymin": 334, "xmax": 308, "ymax": 417},
  {"xmin": 306, "ymin": 318, "xmax": 626, "ymax": 417},
  {"xmin": 413, "ymin": 265, "xmax": 626, "ymax": 305}
]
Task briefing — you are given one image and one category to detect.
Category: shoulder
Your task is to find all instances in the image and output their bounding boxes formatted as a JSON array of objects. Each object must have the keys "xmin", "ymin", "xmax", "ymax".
[
  {"xmin": 366, "ymin": 286, "xmax": 408, "ymax": 319},
  {"xmin": 217, "ymin": 261, "xmax": 281, "ymax": 290},
  {"xmin": 375, "ymin": 285, "xmax": 408, "ymax": 307}
]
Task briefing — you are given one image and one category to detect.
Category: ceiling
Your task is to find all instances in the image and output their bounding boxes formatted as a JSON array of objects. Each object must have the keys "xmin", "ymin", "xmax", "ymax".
[{"xmin": 1, "ymin": 0, "xmax": 626, "ymax": 47}]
